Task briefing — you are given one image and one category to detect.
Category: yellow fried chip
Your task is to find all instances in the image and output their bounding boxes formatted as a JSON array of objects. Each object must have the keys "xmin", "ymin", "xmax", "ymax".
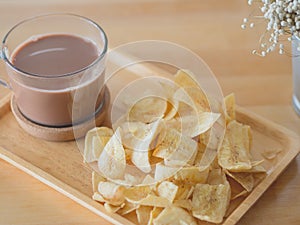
[
  {"xmin": 199, "ymin": 126, "xmax": 220, "ymax": 150},
  {"xmin": 117, "ymin": 201, "xmax": 138, "ymax": 215},
  {"xmin": 84, "ymin": 127, "xmax": 113, "ymax": 163},
  {"xmin": 224, "ymin": 93, "xmax": 236, "ymax": 124},
  {"xmin": 98, "ymin": 181, "xmax": 125, "ymax": 206},
  {"xmin": 92, "ymin": 192, "xmax": 105, "ymax": 203},
  {"xmin": 174, "ymin": 183, "xmax": 194, "ymax": 200},
  {"xmin": 148, "ymin": 207, "xmax": 163, "ymax": 225},
  {"xmin": 193, "ymin": 143, "xmax": 206, "ymax": 166},
  {"xmin": 157, "ymin": 181, "xmax": 178, "ymax": 203},
  {"xmin": 98, "ymin": 128, "xmax": 126, "ymax": 179},
  {"xmin": 163, "ymin": 99, "xmax": 179, "ymax": 121},
  {"xmin": 153, "ymin": 206, "xmax": 197, "ymax": 225},
  {"xmin": 192, "ymin": 182, "xmax": 231, "ymax": 223},
  {"xmin": 92, "ymin": 171, "xmax": 106, "ymax": 193},
  {"xmin": 130, "ymin": 120, "xmax": 162, "ymax": 173},
  {"xmin": 124, "ymin": 186, "xmax": 152, "ymax": 204},
  {"xmin": 174, "ymin": 69, "xmax": 210, "ymax": 111},
  {"xmin": 166, "ymin": 112, "xmax": 220, "ymax": 138},
  {"xmin": 153, "ymin": 129, "xmax": 180, "ymax": 158},
  {"xmin": 136, "ymin": 206, "xmax": 152, "ymax": 225},
  {"xmin": 231, "ymin": 190, "xmax": 248, "ymax": 200},
  {"xmin": 251, "ymin": 160, "xmax": 265, "ymax": 167},
  {"xmin": 174, "ymin": 166, "xmax": 209, "ymax": 184},
  {"xmin": 225, "ymin": 170, "xmax": 254, "ymax": 192},
  {"xmin": 131, "ymin": 151, "xmax": 152, "ymax": 174},
  {"xmin": 104, "ymin": 202, "xmax": 123, "ymax": 213},
  {"xmin": 153, "ymin": 129, "xmax": 197, "ymax": 167},
  {"xmin": 120, "ymin": 119, "xmax": 163, "ymax": 151},
  {"xmin": 154, "ymin": 163, "xmax": 178, "ymax": 181},
  {"xmin": 87, "ymin": 71, "xmax": 266, "ymax": 224},
  {"xmin": 207, "ymin": 168, "xmax": 227, "ymax": 185},
  {"xmin": 218, "ymin": 120, "xmax": 252, "ymax": 172},
  {"xmin": 128, "ymin": 96, "xmax": 167, "ymax": 123},
  {"xmin": 121, "ymin": 120, "xmax": 162, "ymax": 173},
  {"xmin": 142, "ymin": 175, "xmax": 156, "ymax": 185},
  {"xmin": 246, "ymin": 165, "xmax": 267, "ymax": 173},
  {"xmin": 119, "ymin": 121, "xmax": 148, "ymax": 149},
  {"xmin": 173, "ymin": 199, "xmax": 192, "ymax": 210},
  {"xmin": 139, "ymin": 195, "xmax": 170, "ymax": 208},
  {"xmin": 158, "ymin": 80, "xmax": 179, "ymax": 120}
]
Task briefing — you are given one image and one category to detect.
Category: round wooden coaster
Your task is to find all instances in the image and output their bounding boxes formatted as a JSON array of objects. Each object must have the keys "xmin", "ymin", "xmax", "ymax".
[{"xmin": 11, "ymin": 87, "xmax": 110, "ymax": 142}]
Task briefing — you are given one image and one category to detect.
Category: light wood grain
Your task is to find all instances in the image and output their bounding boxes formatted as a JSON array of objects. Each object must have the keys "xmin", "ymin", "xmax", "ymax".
[
  {"xmin": 0, "ymin": 0, "xmax": 299, "ymax": 225},
  {"xmin": 0, "ymin": 85, "xmax": 299, "ymax": 225}
]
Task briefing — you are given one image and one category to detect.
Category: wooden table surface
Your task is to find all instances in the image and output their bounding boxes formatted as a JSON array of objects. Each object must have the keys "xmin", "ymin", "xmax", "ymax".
[{"xmin": 0, "ymin": 0, "xmax": 299, "ymax": 224}]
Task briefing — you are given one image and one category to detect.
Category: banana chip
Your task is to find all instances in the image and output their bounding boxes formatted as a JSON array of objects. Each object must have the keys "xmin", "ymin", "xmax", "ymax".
[
  {"xmin": 174, "ymin": 166, "xmax": 209, "ymax": 184},
  {"xmin": 166, "ymin": 111, "xmax": 220, "ymax": 138},
  {"xmin": 174, "ymin": 69, "xmax": 210, "ymax": 112},
  {"xmin": 124, "ymin": 186, "xmax": 152, "ymax": 204},
  {"xmin": 120, "ymin": 119, "xmax": 162, "ymax": 151},
  {"xmin": 136, "ymin": 206, "xmax": 152, "ymax": 225},
  {"xmin": 153, "ymin": 206, "xmax": 197, "ymax": 225},
  {"xmin": 92, "ymin": 192, "xmax": 105, "ymax": 203},
  {"xmin": 192, "ymin": 182, "xmax": 231, "ymax": 223},
  {"xmin": 224, "ymin": 93, "xmax": 236, "ymax": 124},
  {"xmin": 84, "ymin": 127, "xmax": 113, "ymax": 163},
  {"xmin": 104, "ymin": 202, "xmax": 123, "ymax": 213},
  {"xmin": 98, "ymin": 128, "xmax": 126, "ymax": 179},
  {"xmin": 128, "ymin": 96, "xmax": 167, "ymax": 123},
  {"xmin": 157, "ymin": 181, "xmax": 178, "ymax": 203},
  {"xmin": 231, "ymin": 190, "xmax": 248, "ymax": 200},
  {"xmin": 173, "ymin": 199, "xmax": 192, "ymax": 210},
  {"xmin": 207, "ymin": 168, "xmax": 227, "ymax": 185},
  {"xmin": 142, "ymin": 175, "xmax": 156, "ymax": 185},
  {"xmin": 218, "ymin": 120, "xmax": 252, "ymax": 172},
  {"xmin": 87, "ymin": 69, "xmax": 268, "ymax": 224},
  {"xmin": 174, "ymin": 183, "xmax": 194, "ymax": 200},
  {"xmin": 164, "ymin": 99, "xmax": 179, "ymax": 121},
  {"xmin": 117, "ymin": 201, "xmax": 138, "ymax": 215},
  {"xmin": 225, "ymin": 170, "xmax": 254, "ymax": 192},
  {"xmin": 129, "ymin": 120, "xmax": 162, "ymax": 173},
  {"xmin": 153, "ymin": 129, "xmax": 197, "ymax": 167},
  {"xmin": 139, "ymin": 194, "xmax": 170, "ymax": 208},
  {"xmin": 154, "ymin": 163, "xmax": 178, "ymax": 181},
  {"xmin": 148, "ymin": 207, "xmax": 163, "ymax": 225},
  {"xmin": 98, "ymin": 181, "xmax": 125, "ymax": 206}
]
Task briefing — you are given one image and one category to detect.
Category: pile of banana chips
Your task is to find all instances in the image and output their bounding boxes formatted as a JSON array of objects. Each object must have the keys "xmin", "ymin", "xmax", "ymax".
[{"xmin": 84, "ymin": 70, "xmax": 266, "ymax": 224}]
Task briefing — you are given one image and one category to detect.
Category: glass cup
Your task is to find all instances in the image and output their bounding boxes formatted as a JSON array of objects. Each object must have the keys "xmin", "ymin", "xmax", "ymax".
[
  {"xmin": 292, "ymin": 36, "xmax": 300, "ymax": 116},
  {"xmin": 0, "ymin": 13, "xmax": 108, "ymax": 127}
]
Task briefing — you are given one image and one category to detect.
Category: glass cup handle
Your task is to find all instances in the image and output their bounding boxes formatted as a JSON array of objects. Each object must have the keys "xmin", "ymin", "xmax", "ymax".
[{"xmin": 0, "ymin": 49, "xmax": 11, "ymax": 90}]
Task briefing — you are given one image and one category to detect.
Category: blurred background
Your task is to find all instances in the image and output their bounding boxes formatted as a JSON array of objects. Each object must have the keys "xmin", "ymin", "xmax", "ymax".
[{"xmin": 0, "ymin": 0, "xmax": 293, "ymax": 110}]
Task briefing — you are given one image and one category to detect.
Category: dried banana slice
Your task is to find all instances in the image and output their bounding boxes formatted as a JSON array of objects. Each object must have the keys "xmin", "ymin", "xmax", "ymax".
[
  {"xmin": 157, "ymin": 181, "xmax": 178, "ymax": 203},
  {"xmin": 153, "ymin": 206, "xmax": 197, "ymax": 225},
  {"xmin": 224, "ymin": 93, "xmax": 236, "ymax": 124},
  {"xmin": 218, "ymin": 120, "xmax": 252, "ymax": 172},
  {"xmin": 83, "ymin": 127, "xmax": 113, "ymax": 163},
  {"xmin": 98, "ymin": 128, "xmax": 126, "ymax": 179},
  {"xmin": 128, "ymin": 96, "xmax": 167, "ymax": 123},
  {"xmin": 191, "ymin": 181, "xmax": 231, "ymax": 223}
]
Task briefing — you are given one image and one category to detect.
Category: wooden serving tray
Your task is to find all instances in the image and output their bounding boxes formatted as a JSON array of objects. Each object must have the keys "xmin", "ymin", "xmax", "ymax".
[{"xmin": 0, "ymin": 81, "xmax": 299, "ymax": 224}]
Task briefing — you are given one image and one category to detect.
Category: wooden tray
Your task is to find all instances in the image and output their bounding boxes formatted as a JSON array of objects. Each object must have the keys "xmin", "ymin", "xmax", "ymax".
[{"xmin": 0, "ymin": 79, "xmax": 299, "ymax": 225}]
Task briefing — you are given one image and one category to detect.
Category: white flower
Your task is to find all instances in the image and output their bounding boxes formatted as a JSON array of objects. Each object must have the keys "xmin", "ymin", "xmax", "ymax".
[{"xmin": 243, "ymin": 0, "xmax": 300, "ymax": 56}]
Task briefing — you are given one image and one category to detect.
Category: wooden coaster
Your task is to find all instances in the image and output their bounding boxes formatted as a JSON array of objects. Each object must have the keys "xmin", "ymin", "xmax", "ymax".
[{"xmin": 11, "ymin": 87, "xmax": 110, "ymax": 142}]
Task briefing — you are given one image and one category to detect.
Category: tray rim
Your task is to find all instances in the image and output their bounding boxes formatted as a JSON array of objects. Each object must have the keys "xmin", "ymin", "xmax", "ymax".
[{"xmin": 0, "ymin": 94, "xmax": 299, "ymax": 225}]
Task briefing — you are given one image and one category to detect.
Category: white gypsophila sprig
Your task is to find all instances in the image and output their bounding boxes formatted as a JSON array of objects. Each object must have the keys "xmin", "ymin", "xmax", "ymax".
[{"xmin": 242, "ymin": 0, "xmax": 300, "ymax": 56}]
